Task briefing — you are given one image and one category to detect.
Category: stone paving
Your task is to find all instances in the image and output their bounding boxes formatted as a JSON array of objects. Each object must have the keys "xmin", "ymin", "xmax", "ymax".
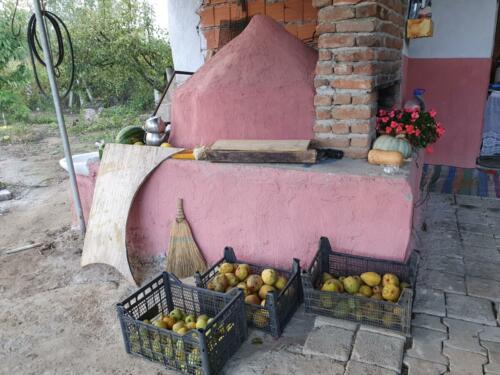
[
  {"xmin": 404, "ymin": 193, "xmax": 500, "ymax": 375},
  {"xmin": 224, "ymin": 193, "xmax": 500, "ymax": 374}
]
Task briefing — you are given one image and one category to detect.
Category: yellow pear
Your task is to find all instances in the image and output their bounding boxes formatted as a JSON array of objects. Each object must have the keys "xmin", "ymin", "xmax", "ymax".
[
  {"xmin": 382, "ymin": 284, "xmax": 401, "ymax": 302},
  {"xmin": 382, "ymin": 273, "xmax": 400, "ymax": 287},
  {"xmin": 360, "ymin": 272, "xmax": 381, "ymax": 287}
]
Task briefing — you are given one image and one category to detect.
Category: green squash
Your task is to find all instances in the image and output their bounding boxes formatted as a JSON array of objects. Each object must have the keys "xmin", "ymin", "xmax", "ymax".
[
  {"xmin": 115, "ymin": 125, "xmax": 145, "ymax": 145},
  {"xmin": 373, "ymin": 135, "xmax": 412, "ymax": 159}
]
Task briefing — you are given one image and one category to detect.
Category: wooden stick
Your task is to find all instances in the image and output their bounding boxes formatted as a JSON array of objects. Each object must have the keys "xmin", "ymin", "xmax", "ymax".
[{"xmin": 5, "ymin": 243, "xmax": 44, "ymax": 255}]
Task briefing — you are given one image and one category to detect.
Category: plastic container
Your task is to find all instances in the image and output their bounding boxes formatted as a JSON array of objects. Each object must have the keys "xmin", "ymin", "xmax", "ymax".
[
  {"xmin": 117, "ymin": 272, "xmax": 247, "ymax": 375},
  {"xmin": 302, "ymin": 237, "xmax": 418, "ymax": 337},
  {"xmin": 404, "ymin": 88, "xmax": 426, "ymax": 111},
  {"xmin": 195, "ymin": 247, "xmax": 302, "ymax": 337}
]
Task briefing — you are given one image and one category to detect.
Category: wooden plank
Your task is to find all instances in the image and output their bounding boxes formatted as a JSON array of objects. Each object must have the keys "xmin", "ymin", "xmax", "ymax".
[
  {"xmin": 205, "ymin": 149, "xmax": 317, "ymax": 164},
  {"xmin": 81, "ymin": 143, "xmax": 182, "ymax": 286},
  {"xmin": 210, "ymin": 139, "xmax": 311, "ymax": 152}
]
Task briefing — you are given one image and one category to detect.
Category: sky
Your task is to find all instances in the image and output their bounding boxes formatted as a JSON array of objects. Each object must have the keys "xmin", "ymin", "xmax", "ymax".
[{"xmin": 150, "ymin": 0, "xmax": 169, "ymax": 31}]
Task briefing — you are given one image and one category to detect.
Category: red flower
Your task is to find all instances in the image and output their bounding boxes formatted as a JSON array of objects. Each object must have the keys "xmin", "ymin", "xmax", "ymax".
[
  {"xmin": 390, "ymin": 121, "xmax": 398, "ymax": 128},
  {"xmin": 405, "ymin": 125, "xmax": 415, "ymax": 135},
  {"xmin": 379, "ymin": 109, "xmax": 387, "ymax": 116},
  {"xmin": 415, "ymin": 129, "xmax": 421, "ymax": 136},
  {"xmin": 396, "ymin": 126, "xmax": 403, "ymax": 134},
  {"xmin": 389, "ymin": 111, "xmax": 396, "ymax": 117},
  {"xmin": 385, "ymin": 127, "xmax": 392, "ymax": 134},
  {"xmin": 437, "ymin": 126, "xmax": 445, "ymax": 137},
  {"xmin": 382, "ymin": 117, "xmax": 389, "ymax": 123},
  {"xmin": 426, "ymin": 145, "xmax": 434, "ymax": 153},
  {"xmin": 429, "ymin": 109, "xmax": 437, "ymax": 118},
  {"xmin": 397, "ymin": 113, "xmax": 403, "ymax": 120},
  {"xmin": 411, "ymin": 111, "xmax": 420, "ymax": 120}
]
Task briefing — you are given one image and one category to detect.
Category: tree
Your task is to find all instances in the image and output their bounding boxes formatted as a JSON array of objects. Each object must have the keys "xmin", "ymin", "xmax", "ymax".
[
  {"xmin": 44, "ymin": 0, "xmax": 173, "ymax": 109},
  {"xmin": 0, "ymin": 1, "xmax": 30, "ymax": 121},
  {"xmin": 0, "ymin": 0, "xmax": 173, "ymax": 115}
]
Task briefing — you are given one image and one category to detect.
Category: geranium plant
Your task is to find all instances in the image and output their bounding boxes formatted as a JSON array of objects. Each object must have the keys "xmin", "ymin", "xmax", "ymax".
[{"xmin": 376, "ymin": 108, "xmax": 445, "ymax": 153}]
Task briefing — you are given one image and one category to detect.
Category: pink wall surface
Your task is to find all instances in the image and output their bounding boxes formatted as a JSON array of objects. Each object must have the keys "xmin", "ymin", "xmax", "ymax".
[
  {"xmin": 119, "ymin": 160, "xmax": 421, "ymax": 268},
  {"xmin": 403, "ymin": 57, "xmax": 492, "ymax": 168},
  {"xmin": 170, "ymin": 15, "xmax": 316, "ymax": 149}
]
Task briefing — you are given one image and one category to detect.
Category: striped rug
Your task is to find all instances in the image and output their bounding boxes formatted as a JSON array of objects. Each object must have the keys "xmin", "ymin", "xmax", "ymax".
[{"xmin": 421, "ymin": 165, "xmax": 500, "ymax": 198}]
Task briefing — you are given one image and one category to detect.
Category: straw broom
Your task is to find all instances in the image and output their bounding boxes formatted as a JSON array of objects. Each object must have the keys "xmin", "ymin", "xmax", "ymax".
[{"xmin": 166, "ymin": 198, "xmax": 207, "ymax": 278}]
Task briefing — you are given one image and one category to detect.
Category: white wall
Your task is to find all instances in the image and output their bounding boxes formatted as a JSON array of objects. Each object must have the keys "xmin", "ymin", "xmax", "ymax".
[
  {"xmin": 405, "ymin": 0, "xmax": 498, "ymax": 59},
  {"xmin": 166, "ymin": 0, "xmax": 205, "ymax": 72}
]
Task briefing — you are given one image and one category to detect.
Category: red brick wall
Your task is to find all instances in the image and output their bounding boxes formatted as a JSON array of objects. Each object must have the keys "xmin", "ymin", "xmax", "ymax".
[
  {"xmin": 199, "ymin": 0, "xmax": 318, "ymax": 56},
  {"xmin": 312, "ymin": 0, "xmax": 405, "ymax": 158}
]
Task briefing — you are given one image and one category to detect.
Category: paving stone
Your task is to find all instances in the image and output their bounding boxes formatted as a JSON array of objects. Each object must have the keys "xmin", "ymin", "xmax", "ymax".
[
  {"xmin": 455, "ymin": 194, "xmax": 485, "ymax": 207},
  {"xmin": 357, "ymin": 324, "xmax": 407, "ymax": 341},
  {"xmin": 443, "ymin": 318, "xmax": 487, "ymax": 355},
  {"xmin": 443, "ymin": 347, "xmax": 487, "ymax": 375},
  {"xmin": 466, "ymin": 261, "xmax": 500, "ymax": 282},
  {"xmin": 351, "ymin": 329, "xmax": 405, "ymax": 372},
  {"xmin": 459, "ymin": 222, "xmax": 497, "ymax": 235},
  {"xmin": 344, "ymin": 360, "xmax": 399, "ymax": 375},
  {"xmin": 405, "ymin": 327, "xmax": 448, "ymax": 365},
  {"xmin": 479, "ymin": 326, "xmax": 500, "ymax": 343},
  {"xmin": 224, "ymin": 345, "xmax": 346, "ymax": 375},
  {"xmin": 467, "ymin": 276, "xmax": 500, "ymax": 303},
  {"xmin": 420, "ymin": 255, "xmax": 465, "ymax": 276},
  {"xmin": 423, "ymin": 220, "xmax": 458, "ymax": 233},
  {"xmin": 481, "ymin": 340, "xmax": 500, "ymax": 375},
  {"xmin": 314, "ymin": 315, "xmax": 358, "ymax": 331},
  {"xmin": 0, "ymin": 189, "xmax": 12, "ymax": 201},
  {"xmin": 446, "ymin": 293, "xmax": 496, "ymax": 326},
  {"xmin": 411, "ymin": 314, "xmax": 447, "ymax": 333},
  {"xmin": 462, "ymin": 233, "xmax": 500, "ymax": 248},
  {"xmin": 417, "ymin": 271, "xmax": 466, "ymax": 295},
  {"xmin": 463, "ymin": 246, "xmax": 500, "ymax": 264},
  {"xmin": 303, "ymin": 325, "xmax": 354, "ymax": 362},
  {"xmin": 413, "ymin": 288, "xmax": 446, "ymax": 317},
  {"xmin": 403, "ymin": 356, "xmax": 448, "ymax": 375}
]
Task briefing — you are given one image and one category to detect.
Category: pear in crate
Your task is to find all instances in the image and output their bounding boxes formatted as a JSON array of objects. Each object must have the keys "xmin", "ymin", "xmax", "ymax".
[
  {"xmin": 261, "ymin": 269, "xmax": 277, "ymax": 285},
  {"xmin": 219, "ymin": 262, "xmax": 235, "ymax": 274},
  {"xmin": 382, "ymin": 284, "xmax": 401, "ymax": 302},
  {"xmin": 343, "ymin": 276, "xmax": 361, "ymax": 294},
  {"xmin": 259, "ymin": 284, "xmax": 276, "ymax": 300},
  {"xmin": 360, "ymin": 272, "xmax": 381, "ymax": 287},
  {"xmin": 235, "ymin": 264, "xmax": 250, "ymax": 281},
  {"xmin": 382, "ymin": 273, "xmax": 400, "ymax": 287},
  {"xmin": 274, "ymin": 276, "xmax": 288, "ymax": 290}
]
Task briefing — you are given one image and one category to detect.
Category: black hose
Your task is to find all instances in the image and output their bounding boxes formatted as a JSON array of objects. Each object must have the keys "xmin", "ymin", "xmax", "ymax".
[{"xmin": 27, "ymin": 10, "xmax": 75, "ymax": 99}]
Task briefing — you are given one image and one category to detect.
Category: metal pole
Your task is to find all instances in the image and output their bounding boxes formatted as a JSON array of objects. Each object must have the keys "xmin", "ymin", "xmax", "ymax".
[{"xmin": 32, "ymin": 0, "xmax": 86, "ymax": 235}]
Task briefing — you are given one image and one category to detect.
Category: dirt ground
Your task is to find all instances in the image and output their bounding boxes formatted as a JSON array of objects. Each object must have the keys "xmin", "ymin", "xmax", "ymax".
[
  {"xmin": 0, "ymin": 131, "xmax": 312, "ymax": 375},
  {"xmin": 0, "ymin": 132, "xmax": 171, "ymax": 375}
]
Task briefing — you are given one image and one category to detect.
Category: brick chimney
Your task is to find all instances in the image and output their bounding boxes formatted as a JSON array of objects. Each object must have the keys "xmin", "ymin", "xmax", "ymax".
[{"xmin": 312, "ymin": 0, "xmax": 405, "ymax": 158}]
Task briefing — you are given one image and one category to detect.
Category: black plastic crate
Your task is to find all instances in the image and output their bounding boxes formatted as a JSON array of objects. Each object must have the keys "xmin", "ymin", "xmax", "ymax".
[
  {"xmin": 194, "ymin": 247, "xmax": 302, "ymax": 337},
  {"xmin": 302, "ymin": 237, "xmax": 418, "ymax": 336},
  {"xmin": 117, "ymin": 272, "xmax": 247, "ymax": 375}
]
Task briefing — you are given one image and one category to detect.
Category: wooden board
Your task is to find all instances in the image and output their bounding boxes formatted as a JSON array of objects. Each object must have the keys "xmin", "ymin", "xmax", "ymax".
[
  {"xmin": 210, "ymin": 139, "xmax": 311, "ymax": 152},
  {"xmin": 205, "ymin": 149, "xmax": 317, "ymax": 164},
  {"xmin": 81, "ymin": 143, "xmax": 182, "ymax": 286}
]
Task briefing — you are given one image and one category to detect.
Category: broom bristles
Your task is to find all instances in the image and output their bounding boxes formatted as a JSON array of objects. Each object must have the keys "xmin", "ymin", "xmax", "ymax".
[{"xmin": 166, "ymin": 218, "xmax": 207, "ymax": 279}]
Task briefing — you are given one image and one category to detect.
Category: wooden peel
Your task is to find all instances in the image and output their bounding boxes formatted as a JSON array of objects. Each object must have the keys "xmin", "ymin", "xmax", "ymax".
[{"xmin": 81, "ymin": 143, "xmax": 182, "ymax": 286}]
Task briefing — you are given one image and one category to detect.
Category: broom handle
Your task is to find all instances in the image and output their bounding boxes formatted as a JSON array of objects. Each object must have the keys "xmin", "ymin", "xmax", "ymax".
[{"xmin": 176, "ymin": 198, "xmax": 185, "ymax": 221}]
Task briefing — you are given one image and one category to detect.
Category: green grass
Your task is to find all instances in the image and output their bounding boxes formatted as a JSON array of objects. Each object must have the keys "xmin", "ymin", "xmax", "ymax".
[{"xmin": 0, "ymin": 106, "xmax": 146, "ymax": 145}]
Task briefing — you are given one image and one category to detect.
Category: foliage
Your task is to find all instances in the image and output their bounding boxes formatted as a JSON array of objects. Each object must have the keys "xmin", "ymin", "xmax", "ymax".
[
  {"xmin": 376, "ymin": 108, "xmax": 445, "ymax": 152},
  {"xmin": 0, "ymin": 0, "xmax": 172, "ymax": 118},
  {"xmin": 0, "ymin": 1, "xmax": 30, "ymax": 120}
]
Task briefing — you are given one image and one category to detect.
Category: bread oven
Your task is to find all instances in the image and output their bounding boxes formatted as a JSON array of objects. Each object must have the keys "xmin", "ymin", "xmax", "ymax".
[{"xmin": 180, "ymin": 0, "xmax": 406, "ymax": 159}]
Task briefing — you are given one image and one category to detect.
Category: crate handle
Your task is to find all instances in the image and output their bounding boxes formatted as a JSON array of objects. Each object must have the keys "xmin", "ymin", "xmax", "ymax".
[
  {"xmin": 167, "ymin": 272, "xmax": 182, "ymax": 284},
  {"xmin": 292, "ymin": 258, "xmax": 301, "ymax": 273},
  {"xmin": 223, "ymin": 247, "xmax": 237, "ymax": 263}
]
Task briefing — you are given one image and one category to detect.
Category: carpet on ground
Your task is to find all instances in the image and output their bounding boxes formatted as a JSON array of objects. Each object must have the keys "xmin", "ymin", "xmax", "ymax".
[{"xmin": 421, "ymin": 164, "xmax": 500, "ymax": 198}]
